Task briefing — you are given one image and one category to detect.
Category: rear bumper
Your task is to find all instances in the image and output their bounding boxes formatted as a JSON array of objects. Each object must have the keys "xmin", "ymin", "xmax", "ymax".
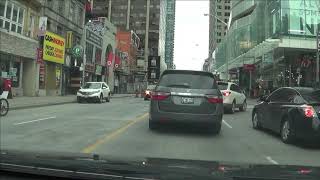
[
  {"xmin": 149, "ymin": 110, "xmax": 223, "ymax": 125},
  {"xmin": 295, "ymin": 117, "xmax": 320, "ymax": 140}
]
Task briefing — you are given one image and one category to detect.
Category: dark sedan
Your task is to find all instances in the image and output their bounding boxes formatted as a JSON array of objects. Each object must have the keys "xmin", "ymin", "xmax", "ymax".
[
  {"xmin": 149, "ymin": 70, "xmax": 224, "ymax": 134},
  {"xmin": 252, "ymin": 87, "xmax": 320, "ymax": 144}
]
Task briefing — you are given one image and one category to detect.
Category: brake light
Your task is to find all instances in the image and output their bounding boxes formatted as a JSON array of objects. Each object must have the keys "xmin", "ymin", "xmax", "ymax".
[
  {"xmin": 301, "ymin": 105, "xmax": 315, "ymax": 118},
  {"xmin": 223, "ymin": 91, "xmax": 231, "ymax": 97},
  {"xmin": 151, "ymin": 92, "xmax": 170, "ymax": 101},
  {"xmin": 206, "ymin": 95, "xmax": 223, "ymax": 103}
]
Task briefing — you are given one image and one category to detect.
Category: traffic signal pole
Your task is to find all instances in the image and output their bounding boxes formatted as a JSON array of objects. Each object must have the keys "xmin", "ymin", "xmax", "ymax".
[{"xmin": 316, "ymin": 27, "xmax": 319, "ymax": 85}]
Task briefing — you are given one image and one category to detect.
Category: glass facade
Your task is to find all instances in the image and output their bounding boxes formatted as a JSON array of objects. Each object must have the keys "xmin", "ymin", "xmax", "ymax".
[{"xmin": 215, "ymin": 0, "xmax": 320, "ymax": 90}]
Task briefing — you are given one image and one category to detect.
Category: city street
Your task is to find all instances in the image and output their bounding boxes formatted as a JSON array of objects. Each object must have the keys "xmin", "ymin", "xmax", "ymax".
[{"xmin": 1, "ymin": 97, "xmax": 320, "ymax": 167}]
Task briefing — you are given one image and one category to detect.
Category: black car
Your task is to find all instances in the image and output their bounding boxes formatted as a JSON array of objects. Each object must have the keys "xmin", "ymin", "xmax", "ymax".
[
  {"xmin": 252, "ymin": 87, "xmax": 320, "ymax": 144},
  {"xmin": 149, "ymin": 70, "xmax": 224, "ymax": 133}
]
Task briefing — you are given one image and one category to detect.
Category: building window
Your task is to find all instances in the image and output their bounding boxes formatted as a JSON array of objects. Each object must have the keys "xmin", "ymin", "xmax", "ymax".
[
  {"xmin": 217, "ymin": 12, "xmax": 222, "ymax": 16},
  {"xmin": 217, "ymin": 39, "xmax": 221, "ymax": 43},
  {"xmin": 217, "ymin": 32, "xmax": 221, "ymax": 36},
  {"xmin": 217, "ymin": 25, "xmax": 221, "ymax": 29},
  {"xmin": 225, "ymin": 0, "xmax": 230, "ymax": 3},
  {"xmin": 69, "ymin": 1, "xmax": 75, "ymax": 21},
  {"xmin": 225, "ymin": 6, "xmax": 230, "ymax": 10},
  {"xmin": 224, "ymin": 19, "xmax": 228, "ymax": 23},
  {"xmin": 225, "ymin": 12, "xmax": 230, "ymax": 16},
  {"xmin": 57, "ymin": 25, "xmax": 63, "ymax": 36},
  {"xmin": 217, "ymin": 5, "xmax": 222, "ymax": 9},
  {"xmin": 0, "ymin": 1, "xmax": 24, "ymax": 34},
  {"xmin": 58, "ymin": 0, "xmax": 64, "ymax": 14},
  {"xmin": 224, "ymin": 32, "xmax": 226, "ymax": 35},
  {"xmin": 28, "ymin": 14, "xmax": 35, "ymax": 38},
  {"xmin": 78, "ymin": 7, "xmax": 83, "ymax": 26}
]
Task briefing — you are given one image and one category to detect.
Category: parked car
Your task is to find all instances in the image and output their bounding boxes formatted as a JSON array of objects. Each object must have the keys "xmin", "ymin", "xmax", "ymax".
[
  {"xmin": 77, "ymin": 82, "xmax": 111, "ymax": 103},
  {"xmin": 217, "ymin": 81, "xmax": 247, "ymax": 113},
  {"xmin": 144, "ymin": 85, "xmax": 156, "ymax": 100},
  {"xmin": 149, "ymin": 70, "xmax": 224, "ymax": 134},
  {"xmin": 252, "ymin": 87, "xmax": 320, "ymax": 144}
]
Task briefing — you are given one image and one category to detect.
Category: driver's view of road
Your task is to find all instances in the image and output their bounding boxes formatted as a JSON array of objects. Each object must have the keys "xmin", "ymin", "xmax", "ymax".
[{"xmin": 1, "ymin": 0, "xmax": 320, "ymax": 179}]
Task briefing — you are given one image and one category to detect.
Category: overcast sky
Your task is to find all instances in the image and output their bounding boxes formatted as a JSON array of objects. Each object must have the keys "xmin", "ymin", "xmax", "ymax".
[{"xmin": 174, "ymin": 0, "xmax": 209, "ymax": 70}]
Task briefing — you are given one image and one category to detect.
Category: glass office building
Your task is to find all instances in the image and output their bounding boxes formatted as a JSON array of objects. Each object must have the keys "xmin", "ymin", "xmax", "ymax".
[{"xmin": 215, "ymin": 0, "xmax": 320, "ymax": 90}]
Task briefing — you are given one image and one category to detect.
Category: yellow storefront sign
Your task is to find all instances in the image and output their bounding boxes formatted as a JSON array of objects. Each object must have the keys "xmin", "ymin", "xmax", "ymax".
[{"xmin": 43, "ymin": 31, "xmax": 65, "ymax": 64}]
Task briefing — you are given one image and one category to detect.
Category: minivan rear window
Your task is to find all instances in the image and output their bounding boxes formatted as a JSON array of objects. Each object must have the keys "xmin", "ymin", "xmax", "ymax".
[{"xmin": 159, "ymin": 73, "xmax": 216, "ymax": 89}]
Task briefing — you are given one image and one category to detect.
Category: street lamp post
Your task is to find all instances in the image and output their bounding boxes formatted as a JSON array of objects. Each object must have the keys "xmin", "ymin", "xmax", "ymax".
[
  {"xmin": 204, "ymin": 13, "xmax": 229, "ymax": 79},
  {"xmin": 316, "ymin": 27, "xmax": 320, "ymax": 86}
]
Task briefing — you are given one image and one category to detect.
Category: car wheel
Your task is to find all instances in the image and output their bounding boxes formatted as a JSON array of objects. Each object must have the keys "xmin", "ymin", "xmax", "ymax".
[
  {"xmin": 252, "ymin": 111, "xmax": 261, "ymax": 130},
  {"xmin": 209, "ymin": 123, "xmax": 221, "ymax": 135},
  {"xmin": 280, "ymin": 118, "xmax": 295, "ymax": 144},
  {"xmin": 229, "ymin": 101, "xmax": 236, "ymax": 114},
  {"xmin": 99, "ymin": 94, "xmax": 103, "ymax": 103},
  {"xmin": 149, "ymin": 120, "xmax": 157, "ymax": 130},
  {"xmin": 77, "ymin": 97, "xmax": 82, "ymax": 103},
  {"xmin": 239, "ymin": 100, "xmax": 247, "ymax": 112},
  {"xmin": 106, "ymin": 94, "xmax": 110, "ymax": 102}
]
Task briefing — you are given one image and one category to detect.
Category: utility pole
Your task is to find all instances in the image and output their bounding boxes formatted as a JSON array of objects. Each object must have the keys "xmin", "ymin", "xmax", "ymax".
[
  {"xmin": 126, "ymin": 0, "xmax": 131, "ymax": 30},
  {"xmin": 108, "ymin": 0, "xmax": 112, "ymax": 22},
  {"xmin": 145, "ymin": 0, "xmax": 150, "ymax": 72},
  {"xmin": 316, "ymin": 27, "xmax": 319, "ymax": 86}
]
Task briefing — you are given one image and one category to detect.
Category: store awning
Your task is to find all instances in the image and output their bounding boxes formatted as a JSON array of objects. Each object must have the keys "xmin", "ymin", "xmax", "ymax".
[{"xmin": 217, "ymin": 39, "xmax": 280, "ymax": 72}]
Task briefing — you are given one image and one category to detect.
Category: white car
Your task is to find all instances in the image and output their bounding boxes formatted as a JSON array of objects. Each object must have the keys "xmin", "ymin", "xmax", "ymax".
[
  {"xmin": 217, "ymin": 81, "xmax": 246, "ymax": 113},
  {"xmin": 77, "ymin": 82, "xmax": 111, "ymax": 103}
]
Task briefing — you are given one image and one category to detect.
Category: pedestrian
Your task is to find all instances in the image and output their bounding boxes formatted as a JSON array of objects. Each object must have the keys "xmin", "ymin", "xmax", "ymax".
[{"xmin": 0, "ymin": 76, "xmax": 4, "ymax": 95}]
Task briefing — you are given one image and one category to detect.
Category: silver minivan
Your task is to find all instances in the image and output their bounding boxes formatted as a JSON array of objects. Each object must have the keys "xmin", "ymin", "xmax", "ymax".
[{"xmin": 149, "ymin": 70, "xmax": 224, "ymax": 134}]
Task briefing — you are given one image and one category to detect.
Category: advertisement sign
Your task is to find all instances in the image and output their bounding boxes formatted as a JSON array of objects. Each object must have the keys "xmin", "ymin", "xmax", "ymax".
[
  {"xmin": 85, "ymin": 64, "xmax": 95, "ymax": 73},
  {"xmin": 95, "ymin": 65, "xmax": 102, "ymax": 75},
  {"xmin": 36, "ymin": 48, "xmax": 44, "ymax": 64},
  {"xmin": 38, "ymin": 17, "xmax": 47, "ymax": 36},
  {"xmin": 66, "ymin": 31, "xmax": 73, "ymax": 49},
  {"xmin": 43, "ymin": 31, "xmax": 65, "ymax": 64}
]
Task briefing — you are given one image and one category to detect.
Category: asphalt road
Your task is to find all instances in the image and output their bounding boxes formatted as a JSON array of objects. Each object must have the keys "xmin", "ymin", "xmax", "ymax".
[{"xmin": 1, "ymin": 97, "xmax": 320, "ymax": 167}]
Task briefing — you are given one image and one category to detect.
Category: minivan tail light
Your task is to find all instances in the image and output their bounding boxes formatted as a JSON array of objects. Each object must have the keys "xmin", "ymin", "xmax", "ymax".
[
  {"xmin": 206, "ymin": 95, "xmax": 223, "ymax": 103},
  {"xmin": 223, "ymin": 91, "xmax": 231, "ymax": 97},
  {"xmin": 151, "ymin": 92, "xmax": 170, "ymax": 101},
  {"xmin": 301, "ymin": 105, "xmax": 315, "ymax": 118}
]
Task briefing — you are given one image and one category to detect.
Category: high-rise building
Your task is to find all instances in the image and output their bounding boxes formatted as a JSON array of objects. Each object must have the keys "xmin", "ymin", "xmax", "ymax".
[
  {"xmin": 208, "ymin": 0, "xmax": 231, "ymax": 58},
  {"xmin": 92, "ymin": 0, "xmax": 160, "ymax": 66},
  {"xmin": 159, "ymin": 0, "xmax": 176, "ymax": 69}
]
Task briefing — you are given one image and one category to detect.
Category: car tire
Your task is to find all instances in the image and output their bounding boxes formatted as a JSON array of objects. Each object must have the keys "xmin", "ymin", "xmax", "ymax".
[
  {"xmin": 77, "ymin": 97, "xmax": 82, "ymax": 103},
  {"xmin": 239, "ymin": 100, "xmax": 247, "ymax": 112},
  {"xmin": 229, "ymin": 101, "xmax": 236, "ymax": 114},
  {"xmin": 99, "ymin": 94, "xmax": 103, "ymax": 103},
  {"xmin": 210, "ymin": 123, "xmax": 221, "ymax": 135},
  {"xmin": 149, "ymin": 120, "xmax": 157, "ymax": 130},
  {"xmin": 280, "ymin": 118, "xmax": 295, "ymax": 144},
  {"xmin": 252, "ymin": 111, "xmax": 261, "ymax": 130},
  {"xmin": 106, "ymin": 94, "xmax": 110, "ymax": 102}
]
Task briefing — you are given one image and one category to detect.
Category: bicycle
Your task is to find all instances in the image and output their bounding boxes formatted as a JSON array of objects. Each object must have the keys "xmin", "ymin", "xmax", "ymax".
[{"xmin": 0, "ymin": 91, "xmax": 9, "ymax": 116}]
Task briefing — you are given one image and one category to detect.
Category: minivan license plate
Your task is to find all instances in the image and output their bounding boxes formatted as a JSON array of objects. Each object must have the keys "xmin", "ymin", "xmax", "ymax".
[{"xmin": 181, "ymin": 97, "xmax": 194, "ymax": 104}]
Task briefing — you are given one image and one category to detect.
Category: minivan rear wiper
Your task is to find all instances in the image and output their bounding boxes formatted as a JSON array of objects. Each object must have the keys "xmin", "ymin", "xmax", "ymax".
[{"xmin": 166, "ymin": 84, "xmax": 191, "ymax": 88}]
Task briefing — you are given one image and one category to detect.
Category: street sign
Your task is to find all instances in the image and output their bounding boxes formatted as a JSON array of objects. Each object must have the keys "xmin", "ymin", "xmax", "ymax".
[
  {"xmin": 72, "ymin": 45, "xmax": 83, "ymax": 58},
  {"xmin": 243, "ymin": 64, "xmax": 255, "ymax": 71}
]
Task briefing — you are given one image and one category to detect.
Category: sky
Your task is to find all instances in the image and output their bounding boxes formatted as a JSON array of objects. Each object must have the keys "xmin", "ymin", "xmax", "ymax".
[{"xmin": 174, "ymin": 0, "xmax": 209, "ymax": 70}]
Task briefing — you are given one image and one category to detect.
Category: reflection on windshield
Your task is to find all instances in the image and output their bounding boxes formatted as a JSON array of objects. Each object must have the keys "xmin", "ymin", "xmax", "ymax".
[{"xmin": 83, "ymin": 83, "xmax": 101, "ymax": 89}]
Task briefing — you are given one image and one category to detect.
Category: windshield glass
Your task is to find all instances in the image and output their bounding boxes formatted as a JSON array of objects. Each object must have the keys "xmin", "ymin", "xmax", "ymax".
[
  {"xmin": 2, "ymin": 0, "xmax": 320, "ymax": 177},
  {"xmin": 301, "ymin": 90, "xmax": 320, "ymax": 103},
  {"xmin": 217, "ymin": 83, "xmax": 228, "ymax": 90},
  {"xmin": 83, "ymin": 83, "xmax": 101, "ymax": 89}
]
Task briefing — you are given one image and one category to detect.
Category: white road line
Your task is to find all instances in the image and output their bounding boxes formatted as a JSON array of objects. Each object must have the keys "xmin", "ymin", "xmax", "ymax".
[
  {"xmin": 14, "ymin": 116, "xmax": 56, "ymax": 125},
  {"xmin": 222, "ymin": 120, "xmax": 232, "ymax": 128},
  {"xmin": 265, "ymin": 156, "xmax": 279, "ymax": 165}
]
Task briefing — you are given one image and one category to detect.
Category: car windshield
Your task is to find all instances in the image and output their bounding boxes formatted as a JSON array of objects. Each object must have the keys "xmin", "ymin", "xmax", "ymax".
[
  {"xmin": 146, "ymin": 85, "xmax": 156, "ymax": 90},
  {"xmin": 2, "ymin": 0, "xmax": 320, "ymax": 177},
  {"xmin": 83, "ymin": 83, "xmax": 101, "ymax": 89},
  {"xmin": 217, "ymin": 83, "xmax": 228, "ymax": 90}
]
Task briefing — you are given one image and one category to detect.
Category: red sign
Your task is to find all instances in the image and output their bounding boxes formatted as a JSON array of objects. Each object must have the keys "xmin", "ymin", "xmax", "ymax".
[
  {"xmin": 243, "ymin": 64, "xmax": 255, "ymax": 71},
  {"xmin": 36, "ymin": 48, "xmax": 44, "ymax": 64},
  {"xmin": 114, "ymin": 55, "xmax": 120, "ymax": 68},
  {"xmin": 107, "ymin": 52, "xmax": 113, "ymax": 66}
]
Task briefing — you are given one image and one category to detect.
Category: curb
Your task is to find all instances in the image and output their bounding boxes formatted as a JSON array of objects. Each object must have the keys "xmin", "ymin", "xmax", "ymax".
[{"xmin": 9, "ymin": 95, "xmax": 134, "ymax": 111}]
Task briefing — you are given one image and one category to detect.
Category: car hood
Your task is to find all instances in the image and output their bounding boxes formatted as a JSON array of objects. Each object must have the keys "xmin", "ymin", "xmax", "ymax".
[
  {"xmin": 79, "ymin": 89, "xmax": 101, "ymax": 93},
  {"xmin": 1, "ymin": 149, "xmax": 319, "ymax": 180}
]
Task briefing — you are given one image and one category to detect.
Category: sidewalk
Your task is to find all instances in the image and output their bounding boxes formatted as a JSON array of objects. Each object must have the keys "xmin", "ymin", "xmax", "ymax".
[{"xmin": 7, "ymin": 94, "xmax": 135, "ymax": 110}]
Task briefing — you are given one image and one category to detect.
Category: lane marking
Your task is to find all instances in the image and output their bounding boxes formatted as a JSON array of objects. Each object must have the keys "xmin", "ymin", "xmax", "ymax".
[
  {"xmin": 13, "ymin": 116, "xmax": 56, "ymax": 125},
  {"xmin": 265, "ymin": 156, "xmax": 279, "ymax": 165},
  {"xmin": 81, "ymin": 112, "xmax": 149, "ymax": 153},
  {"xmin": 222, "ymin": 120, "xmax": 232, "ymax": 128}
]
